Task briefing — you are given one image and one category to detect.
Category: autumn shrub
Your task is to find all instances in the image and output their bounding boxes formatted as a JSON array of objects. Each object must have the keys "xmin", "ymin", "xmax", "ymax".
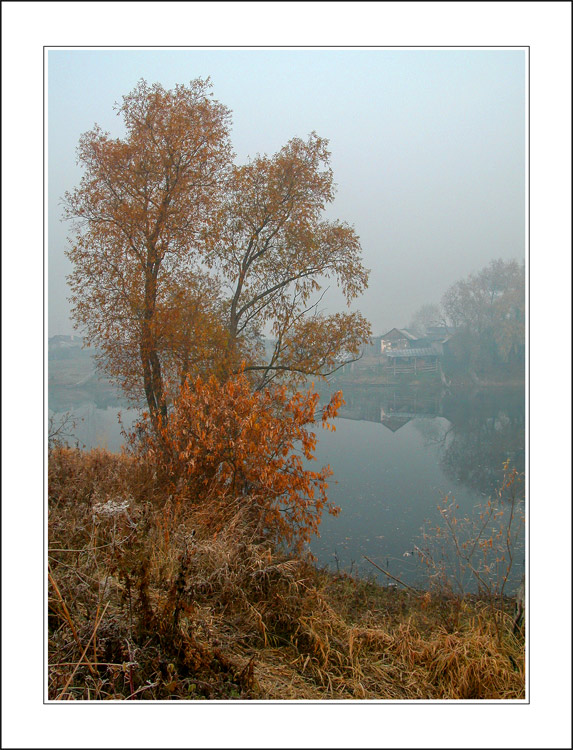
[
  {"xmin": 128, "ymin": 373, "xmax": 343, "ymax": 552},
  {"xmin": 47, "ymin": 445, "xmax": 337, "ymax": 699},
  {"xmin": 417, "ymin": 460, "xmax": 525, "ymax": 598},
  {"xmin": 415, "ymin": 460, "xmax": 525, "ymax": 647}
]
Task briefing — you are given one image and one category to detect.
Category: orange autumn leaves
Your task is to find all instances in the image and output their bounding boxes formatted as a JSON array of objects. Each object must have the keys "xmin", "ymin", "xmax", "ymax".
[
  {"xmin": 65, "ymin": 80, "xmax": 371, "ymax": 417},
  {"xmin": 65, "ymin": 79, "xmax": 233, "ymax": 416},
  {"xmin": 132, "ymin": 374, "xmax": 343, "ymax": 552}
]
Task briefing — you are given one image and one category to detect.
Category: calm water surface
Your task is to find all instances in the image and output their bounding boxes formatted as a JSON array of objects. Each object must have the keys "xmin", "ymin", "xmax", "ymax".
[{"xmin": 310, "ymin": 385, "xmax": 524, "ymax": 588}]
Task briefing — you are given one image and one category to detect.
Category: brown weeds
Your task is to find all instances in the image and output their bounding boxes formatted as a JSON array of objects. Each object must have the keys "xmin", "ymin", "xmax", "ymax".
[{"xmin": 48, "ymin": 446, "xmax": 525, "ymax": 700}]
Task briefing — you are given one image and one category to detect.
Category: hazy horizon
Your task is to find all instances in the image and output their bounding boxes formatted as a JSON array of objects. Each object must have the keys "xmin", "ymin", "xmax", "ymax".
[{"xmin": 48, "ymin": 48, "xmax": 526, "ymax": 338}]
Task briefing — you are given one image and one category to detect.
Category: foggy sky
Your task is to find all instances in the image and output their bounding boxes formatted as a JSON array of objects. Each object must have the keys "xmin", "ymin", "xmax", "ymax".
[{"xmin": 48, "ymin": 48, "xmax": 526, "ymax": 337}]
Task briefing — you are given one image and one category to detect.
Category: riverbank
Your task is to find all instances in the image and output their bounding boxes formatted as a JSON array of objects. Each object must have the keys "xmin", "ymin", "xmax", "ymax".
[
  {"xmin": 331, "ymin": 372, "xmax": 525, "ymax": 388},
  {"xmin": 48, "ymin": 446, "xmax": 525, "ymax": 700}
]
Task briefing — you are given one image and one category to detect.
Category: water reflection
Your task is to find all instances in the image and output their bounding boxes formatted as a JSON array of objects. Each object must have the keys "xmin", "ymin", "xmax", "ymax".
[
  {"xmin": 48, "ymin": 380, "xmax": 140, "ymax": 453},
  {"xmin": 311, "ymin": 384, "xmax": 525, "ymax": 586},
  {"xmin": 319, "ymin": 384, "xmax": 525, "ymax": 498}
]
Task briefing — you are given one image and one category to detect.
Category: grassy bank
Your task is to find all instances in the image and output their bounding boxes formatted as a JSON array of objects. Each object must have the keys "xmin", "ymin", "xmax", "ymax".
[{"xmin": 48, "ymin": 446, "xmax": 525, "ymax": 701}]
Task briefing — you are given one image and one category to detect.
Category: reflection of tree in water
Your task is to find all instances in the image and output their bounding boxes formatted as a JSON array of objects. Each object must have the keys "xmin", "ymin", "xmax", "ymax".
[
  {"xmin": 435, "ymin": 390, "xmax": 525, "ymax": 497},
  {"xmin": 410, "ymin": 416, "xmax": 451, "ymax": 446}
]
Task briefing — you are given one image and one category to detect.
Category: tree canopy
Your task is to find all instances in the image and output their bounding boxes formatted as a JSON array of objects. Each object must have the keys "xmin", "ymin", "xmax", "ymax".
[
  {"xmin": 65, "ymin": 79, "xmax": 371, "ymax": 416},
  {"xmin": 205, "ymin": 132, "xmax": 370, "ymax": 389},
  {"xmin": 441, "ymin": 259, "xmax": 525, "ymax": 371},
  {"xmin": 65, "ymin": 79, "xmax": 233, "ymax": 416},
  {"xmin": 408, "ymin": 303, "xmax": 444, "ymax": 337}
]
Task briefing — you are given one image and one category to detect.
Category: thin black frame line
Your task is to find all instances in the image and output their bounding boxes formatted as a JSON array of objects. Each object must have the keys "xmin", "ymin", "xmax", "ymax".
[
  {"xmin": 43, "ymin": 44, "xmax": 47, "ymax": 705},
  {"xmin": 525, "ymin": 44, "xmax": 531, "ymax": 705},
  {"xmin": 43, "ymin": 45, "xmax": 530, "ymax": 50}
]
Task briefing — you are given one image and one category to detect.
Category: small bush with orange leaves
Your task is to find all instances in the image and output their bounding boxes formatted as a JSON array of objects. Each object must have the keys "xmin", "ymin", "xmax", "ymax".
[{"xmin": 128, "ymin": 374, "xmax": 343, "ymax": 552}]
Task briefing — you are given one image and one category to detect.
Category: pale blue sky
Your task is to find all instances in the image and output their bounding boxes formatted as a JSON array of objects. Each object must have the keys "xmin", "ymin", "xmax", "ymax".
[{"xmin": 48, "ymin": 48, "xmax": 526, "ymax": 335}]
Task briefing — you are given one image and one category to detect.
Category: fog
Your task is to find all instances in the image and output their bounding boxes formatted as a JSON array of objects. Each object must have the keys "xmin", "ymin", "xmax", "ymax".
[{"xmin": 48, "ymin": 48, "xmax": 525, "ymax": 336}]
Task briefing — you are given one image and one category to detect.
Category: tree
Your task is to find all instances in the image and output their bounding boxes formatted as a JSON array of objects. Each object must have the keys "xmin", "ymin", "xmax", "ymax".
[
  {"xmin": 441, "ymin": 259, "xmax": 525, "ymax": 372},
  {"xmin": 205, "ymin": 133, "xmax": 371, "ymax": 389},
  {"xmin": 65, "ymin": 81, "xmax": 371, "ymax": 415},
  {"xmin": 131, "ymin": 373, "xmax": 343, "ymax": 552},
  {"xmin": 65, "ymin": 79, "xmax": 233, "ymax": 419},
  {"xmin": 408, "ymin": 303, "xmax": 444, "ymax": 337}
]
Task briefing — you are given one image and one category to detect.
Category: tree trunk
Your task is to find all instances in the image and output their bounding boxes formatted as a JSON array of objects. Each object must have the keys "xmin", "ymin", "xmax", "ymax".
[{"xmin": 141, "ymin": 261, "xmax": 167, "ymax": 421}]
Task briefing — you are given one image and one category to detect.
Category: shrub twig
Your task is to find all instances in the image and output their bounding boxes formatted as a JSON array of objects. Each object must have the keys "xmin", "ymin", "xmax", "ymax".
[{"xmin": 363, "ymin": 556, "xmax": 422, "ymax": 595}]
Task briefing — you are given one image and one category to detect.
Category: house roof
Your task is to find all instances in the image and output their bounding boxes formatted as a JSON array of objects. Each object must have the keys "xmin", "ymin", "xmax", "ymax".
[
  {"xmin": 380, "ymin": 328, "xmax": 419, "ymax": 341},
  {"xmin": 400, "ymin": 329, "xmax": 419, "ymax": 339},
  {"xmin": 381, "ymin": 415, "xmax": 413, "ymax": 432},
  {"xmin": 386, "ymin": 347, "xmax": 440, "ymax": 358}
]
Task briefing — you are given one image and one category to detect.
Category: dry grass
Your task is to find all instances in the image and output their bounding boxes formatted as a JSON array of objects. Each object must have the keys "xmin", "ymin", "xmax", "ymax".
[{"xmin": 48, "ymin": 446, "xmax": 525, "ymax": 701}]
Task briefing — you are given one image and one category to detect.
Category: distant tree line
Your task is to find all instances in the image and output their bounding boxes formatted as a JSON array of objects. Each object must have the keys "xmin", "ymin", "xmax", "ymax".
[{"xmin": 409, "ymin": 259, "xmax": 525, "ymax": 377}]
